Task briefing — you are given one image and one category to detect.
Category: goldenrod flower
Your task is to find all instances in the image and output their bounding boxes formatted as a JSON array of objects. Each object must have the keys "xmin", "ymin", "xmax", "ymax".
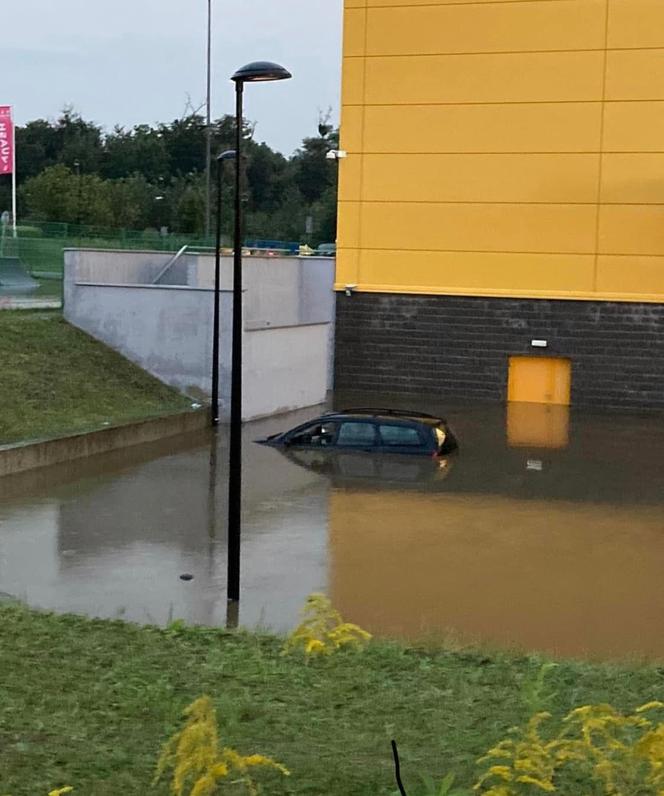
[
  {"xmin": 475, "ymin": 690, "xmax": 664, "ymax": 794},
  {"xmin": 154, "ymin": 696, "xmax": 288, "ymax": 795},
  {"xmin": 283, "ymin": 593, "xmax": 371, "ymax": 657}
]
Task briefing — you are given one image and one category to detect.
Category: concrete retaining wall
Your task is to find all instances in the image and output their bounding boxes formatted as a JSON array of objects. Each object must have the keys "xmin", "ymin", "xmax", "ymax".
[
  {"xmin": 0, "ymin": 411, "xmax": 207, "ymax": 478},
  {"xmin": 63, "ymin": 249, "xmax": 336, "ymax": 419},
  {"xmin": 65, "ymin": 282, "xmax": 233, "ymax": 403},
  {"xmin": 64, "ymin": 248, "xmax": 176, "ymax": 285}
]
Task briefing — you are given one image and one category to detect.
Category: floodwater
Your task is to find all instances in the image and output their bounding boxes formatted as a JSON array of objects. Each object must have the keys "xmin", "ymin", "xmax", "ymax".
[{"xmin": 1, "ymin": 394, "xmax": 664, "ymax": 661}]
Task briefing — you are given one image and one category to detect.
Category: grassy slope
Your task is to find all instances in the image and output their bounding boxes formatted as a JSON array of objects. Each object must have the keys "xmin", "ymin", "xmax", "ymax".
[
  {"xmin": 0, "ymin": 311, "xmax": 192, "ymax": 444},
  {"xmin": 1, "ymin": 605, "xmax": 664, "ymax": 795}
]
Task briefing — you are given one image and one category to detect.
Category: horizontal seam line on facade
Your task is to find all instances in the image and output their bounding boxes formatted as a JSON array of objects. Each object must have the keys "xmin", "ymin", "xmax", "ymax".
[
  {"xmin": 338, "ymin": 200, "xmax": 664, "ymax": 206},
  {"xmin": 345, "ymin": 46, "xmax": 664, "ymax": 59},
  {"xmin": 343, "ymin": 100, "xmax": 664, "ymax": 106},
  {"xmin": 360, "ymin": 0, "xmax": 575, "ymax": 8},
  {"xmin": 337, "ymin": 247, "xmax": 664, "ymax": 257},
  {"xmin": 332, "ymin": 285, "xmax": 664, "ymax": 303},
  {"xmin": 356, "ymin": 0, "xmax": 572, "ymax": 9}
]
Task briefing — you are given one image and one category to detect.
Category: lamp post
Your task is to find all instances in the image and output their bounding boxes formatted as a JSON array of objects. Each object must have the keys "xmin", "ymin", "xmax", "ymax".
[
  {"xmin": 227, "ymin": 61, "xmax": 292, "ymax": 605},
  {"xmin": 211, "ymin": 149, "xmax": 236, "ymax": 427},
  {"xmin": 73, "ymin": 160, "xmax": 82, "ymax": 233}
]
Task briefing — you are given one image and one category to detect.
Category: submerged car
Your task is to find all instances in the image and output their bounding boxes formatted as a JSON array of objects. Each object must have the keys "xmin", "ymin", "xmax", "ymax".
[{"xmin": 256, "ymin": 408, "xmax": 458, "ymax": 457}]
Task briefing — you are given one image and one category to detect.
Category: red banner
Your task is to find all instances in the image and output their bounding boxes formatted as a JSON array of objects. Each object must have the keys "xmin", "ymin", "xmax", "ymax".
[{"xmin": 0, "ymin": 106, "xmax": 14, "ymax": 175}]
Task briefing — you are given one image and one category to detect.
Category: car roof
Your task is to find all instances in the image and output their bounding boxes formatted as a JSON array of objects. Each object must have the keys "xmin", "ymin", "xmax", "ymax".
[{"xmin": 319, "ymin": 408, "xmax": 445, "ymax": 426}]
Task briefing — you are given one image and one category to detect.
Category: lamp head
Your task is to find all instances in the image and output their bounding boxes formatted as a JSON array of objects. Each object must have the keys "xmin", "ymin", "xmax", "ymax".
[
  {"xmin": 231, "ymin": 61, "xmax": 292, "ymax": 83},
  {"xmin": 217, "ymin": 150, "xmax": 237, "ymax": 161}
]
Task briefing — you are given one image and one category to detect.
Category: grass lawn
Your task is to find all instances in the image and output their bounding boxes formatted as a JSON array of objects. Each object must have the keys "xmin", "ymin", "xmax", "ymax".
[
  {"xmin": 0, "ymin": 311, "xmax": 193, "ymax": 445},
  {"xmin": 1, "ymin": 604, "xmax": 664, "ymax": 795}
]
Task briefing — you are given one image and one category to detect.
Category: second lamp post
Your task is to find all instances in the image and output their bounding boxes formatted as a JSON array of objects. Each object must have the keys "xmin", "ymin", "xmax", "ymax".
[{"xmin": 211, "ymin": 149, "xmax": 237, "ymax": 426}]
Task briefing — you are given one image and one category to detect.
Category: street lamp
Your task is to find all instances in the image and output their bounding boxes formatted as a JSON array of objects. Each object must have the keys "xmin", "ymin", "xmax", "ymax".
[
  {"xmin": 226, "ymin": 60, "xmax": 292, "ymax": 605},
  {"xmin": 211, "ymin": 149, "xmax": 236, "ymax": 427}
]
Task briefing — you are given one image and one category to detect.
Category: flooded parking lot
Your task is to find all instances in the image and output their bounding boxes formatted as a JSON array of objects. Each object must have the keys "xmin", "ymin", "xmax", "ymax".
[{"xmin": 1, "ymin": 394, "xmax": 663, "ymax": 660}]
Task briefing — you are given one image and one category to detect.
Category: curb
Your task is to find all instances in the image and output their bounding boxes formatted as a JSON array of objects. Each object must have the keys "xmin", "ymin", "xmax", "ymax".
[{"xmin": 0, "ymin": 410, "xmax": 209, "ymax": 478}]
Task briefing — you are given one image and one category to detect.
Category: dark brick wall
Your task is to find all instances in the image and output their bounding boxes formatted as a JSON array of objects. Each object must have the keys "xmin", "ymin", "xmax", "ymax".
[{"xmin": 335, "ymin": 293, "xmax": 664, "ymax": 410}]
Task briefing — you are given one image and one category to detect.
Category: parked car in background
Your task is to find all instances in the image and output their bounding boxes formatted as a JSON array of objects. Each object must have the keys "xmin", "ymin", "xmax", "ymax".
[
  {"xmin": 316, "ymin": 243, "xmax": 336, "ymax": 257},
  {"xmin": 255, "ymin": 408, "xmax": 458, "ymax": 457}
]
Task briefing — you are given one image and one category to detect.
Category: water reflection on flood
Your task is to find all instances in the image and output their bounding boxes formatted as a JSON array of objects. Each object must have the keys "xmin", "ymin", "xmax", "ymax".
[{"xmin": 1, "ymin": 397, "xmax": 663, "ymax": 660}]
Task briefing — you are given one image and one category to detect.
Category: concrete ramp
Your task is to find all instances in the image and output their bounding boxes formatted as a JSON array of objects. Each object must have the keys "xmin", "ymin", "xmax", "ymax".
[{"xmin": 0, "ymin": 257, "xmax": 39, "ymax": 291}]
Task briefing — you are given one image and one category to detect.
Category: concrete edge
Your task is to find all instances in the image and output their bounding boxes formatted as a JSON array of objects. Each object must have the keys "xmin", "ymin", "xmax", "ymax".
[
  {"xmin": 0, "ymin": 410, "xmax": 208, "ymax": 478},
  {"xmin": 74, "ymin": 281, "xmax": 234, "ymax": 293}
]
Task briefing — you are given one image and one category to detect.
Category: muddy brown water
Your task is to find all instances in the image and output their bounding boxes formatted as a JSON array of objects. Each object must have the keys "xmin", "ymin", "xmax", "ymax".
[{"xmin": 1, "ymin": 394, "xmax": 663, "ymax": 661}]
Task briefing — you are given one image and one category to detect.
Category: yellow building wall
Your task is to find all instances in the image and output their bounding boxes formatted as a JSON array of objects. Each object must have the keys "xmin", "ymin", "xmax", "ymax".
[{"xmin": 337, "ymin": 0, "xmax": 664, "ymax": 303}]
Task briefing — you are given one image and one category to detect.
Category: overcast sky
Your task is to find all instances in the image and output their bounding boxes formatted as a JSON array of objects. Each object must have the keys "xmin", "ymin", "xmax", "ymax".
[{"xmin": 2, "ymin": 0, "xmax": 343, "ymax": 156}]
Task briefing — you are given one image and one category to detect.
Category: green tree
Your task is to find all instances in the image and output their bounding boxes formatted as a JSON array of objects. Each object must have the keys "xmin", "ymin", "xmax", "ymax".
[
  {"xmin": 20, "ymin": 165, "xmax": 113, "ymax": 225},
  {"xmin": 102, "ymin": 125, "xmax": 170, "ymax": 182},
  {"xmin": 291, "ymin": 130, "xmax": 338, "ymax": 205},
  {"xmin": 171, "ymin": 174, "xmax": 206, "ymax": 234},
  {"xmin": 15, "ymin": 109, "xmax": 340, "ymax": 243},
  {"xmin": 107, "ymin": 174, "xmax": 154, "ymax": 229}
]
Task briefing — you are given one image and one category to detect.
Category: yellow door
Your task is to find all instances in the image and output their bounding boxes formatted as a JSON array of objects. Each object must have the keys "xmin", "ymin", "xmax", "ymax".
[{"xmin": 508, "ymin": 356, "xmax": 571, "ymax": 405}]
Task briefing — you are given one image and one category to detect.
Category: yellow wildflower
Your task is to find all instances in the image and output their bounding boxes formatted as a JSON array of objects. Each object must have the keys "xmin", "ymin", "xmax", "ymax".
[
  {"xmin": 48, "ymin": 789, "xmax": 73, "ymax": 796},
  {"xmin": 638, "ymin": 702, "xmax": 664, "ymax": 713},
  {"xmin": 154, "ymin": 695, "xmax": 288, "ymax": 795},
  {"xmin": 305, "ymin": 638, "xmax": 326, "ymax": 655},
  {"xmin": 283, "ymin": 593, "xmax": 371, "ymax": 657},
  {"xmin": 476, "ymin": 699, "xmax": 664, "ymax": 794},
  {"xmin": 514, "ymin": 774, "xmax": 556, "ymax": 791},
  {"xmin": 486, "ymin": 766, "xmax": 512, "ymax": 781}
]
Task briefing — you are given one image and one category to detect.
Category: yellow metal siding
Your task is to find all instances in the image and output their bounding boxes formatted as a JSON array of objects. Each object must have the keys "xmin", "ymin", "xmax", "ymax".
[
  {"xmin": 358, "ymin": 203, "xmax": 598, "ymax": 253},
  {"xmin": 359, "ymin": 103, "xmax": 604, "ymax": 154},
  {"xmin": 359, "ymin": 154, "xmax": 600, "ymax": 203},
  {"xmin": 354, "ymin": 251, "xmax": 597, "ymax": 295},
  {"xmin": 365, "ymin": 1, "xmax": 606, "ymax": 57},
  {"xmin": 361, "ymin": 52, "xmax": 606, "ymax": 105},
  {"xmin": 337, "ymin": 0, "xmax": 664, "ymax": 302},
  {"xmin": 604, "ymin": 102, "xmax": 664, "ymax": 151},
  {"xmin": 607, "ymin": 0, "xmax": 664, "ymax": 48}
]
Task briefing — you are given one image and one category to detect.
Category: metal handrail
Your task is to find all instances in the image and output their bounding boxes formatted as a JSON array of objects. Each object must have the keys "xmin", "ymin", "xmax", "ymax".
[{"xmin": 152, "ymin": 244, "xmax": 189, "ymax": 284}]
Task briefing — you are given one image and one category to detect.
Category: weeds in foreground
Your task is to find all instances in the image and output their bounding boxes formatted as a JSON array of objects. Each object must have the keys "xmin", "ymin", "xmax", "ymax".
[
  {"xmin": 153, "ymin": 696, "xmax": 289, "ymax": 796},
  {"xmin": 475, "ymin": 701, "xmax": 664, "ymax": 794},
  {"xmin": 282, "ymin": 592, "xmax": 371, "ymax": 656}
]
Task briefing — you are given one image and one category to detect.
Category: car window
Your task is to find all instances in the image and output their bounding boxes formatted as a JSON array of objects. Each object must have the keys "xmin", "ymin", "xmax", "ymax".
[
  {"xmin": 337, "ymin": 421, "xmax": 377, "ymax": 447},
  {"xmin": 288, "ymin": 421, "xmax": 337, "ymax": 447},
  {"xmin": 379, "ymin": 424, "xmax": 424, "ymax": 447}
]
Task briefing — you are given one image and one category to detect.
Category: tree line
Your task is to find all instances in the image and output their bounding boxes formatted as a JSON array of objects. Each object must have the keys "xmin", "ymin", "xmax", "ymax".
[{"xmin": 0, "ymin": 108, "xmax": 339, "ymax": 245}]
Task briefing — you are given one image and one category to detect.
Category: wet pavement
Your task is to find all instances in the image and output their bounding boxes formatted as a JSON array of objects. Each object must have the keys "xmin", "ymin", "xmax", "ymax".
[{"xmin": 1, "ymin": 395, "xmax": 663, "ymax": 660}]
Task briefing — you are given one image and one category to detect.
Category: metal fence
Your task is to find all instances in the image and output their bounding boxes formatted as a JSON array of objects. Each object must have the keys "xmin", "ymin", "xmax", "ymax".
[
  {"xmin": 14, "ymin": 222, "xmax": 304, "ymax": 277},
  {"xmin": 0, "ymin": 222, "xmax": 312, "ymax": 303},
  {"xmin": 15, "ymin": 222, "xmax": 219, "ymax": 277}
]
